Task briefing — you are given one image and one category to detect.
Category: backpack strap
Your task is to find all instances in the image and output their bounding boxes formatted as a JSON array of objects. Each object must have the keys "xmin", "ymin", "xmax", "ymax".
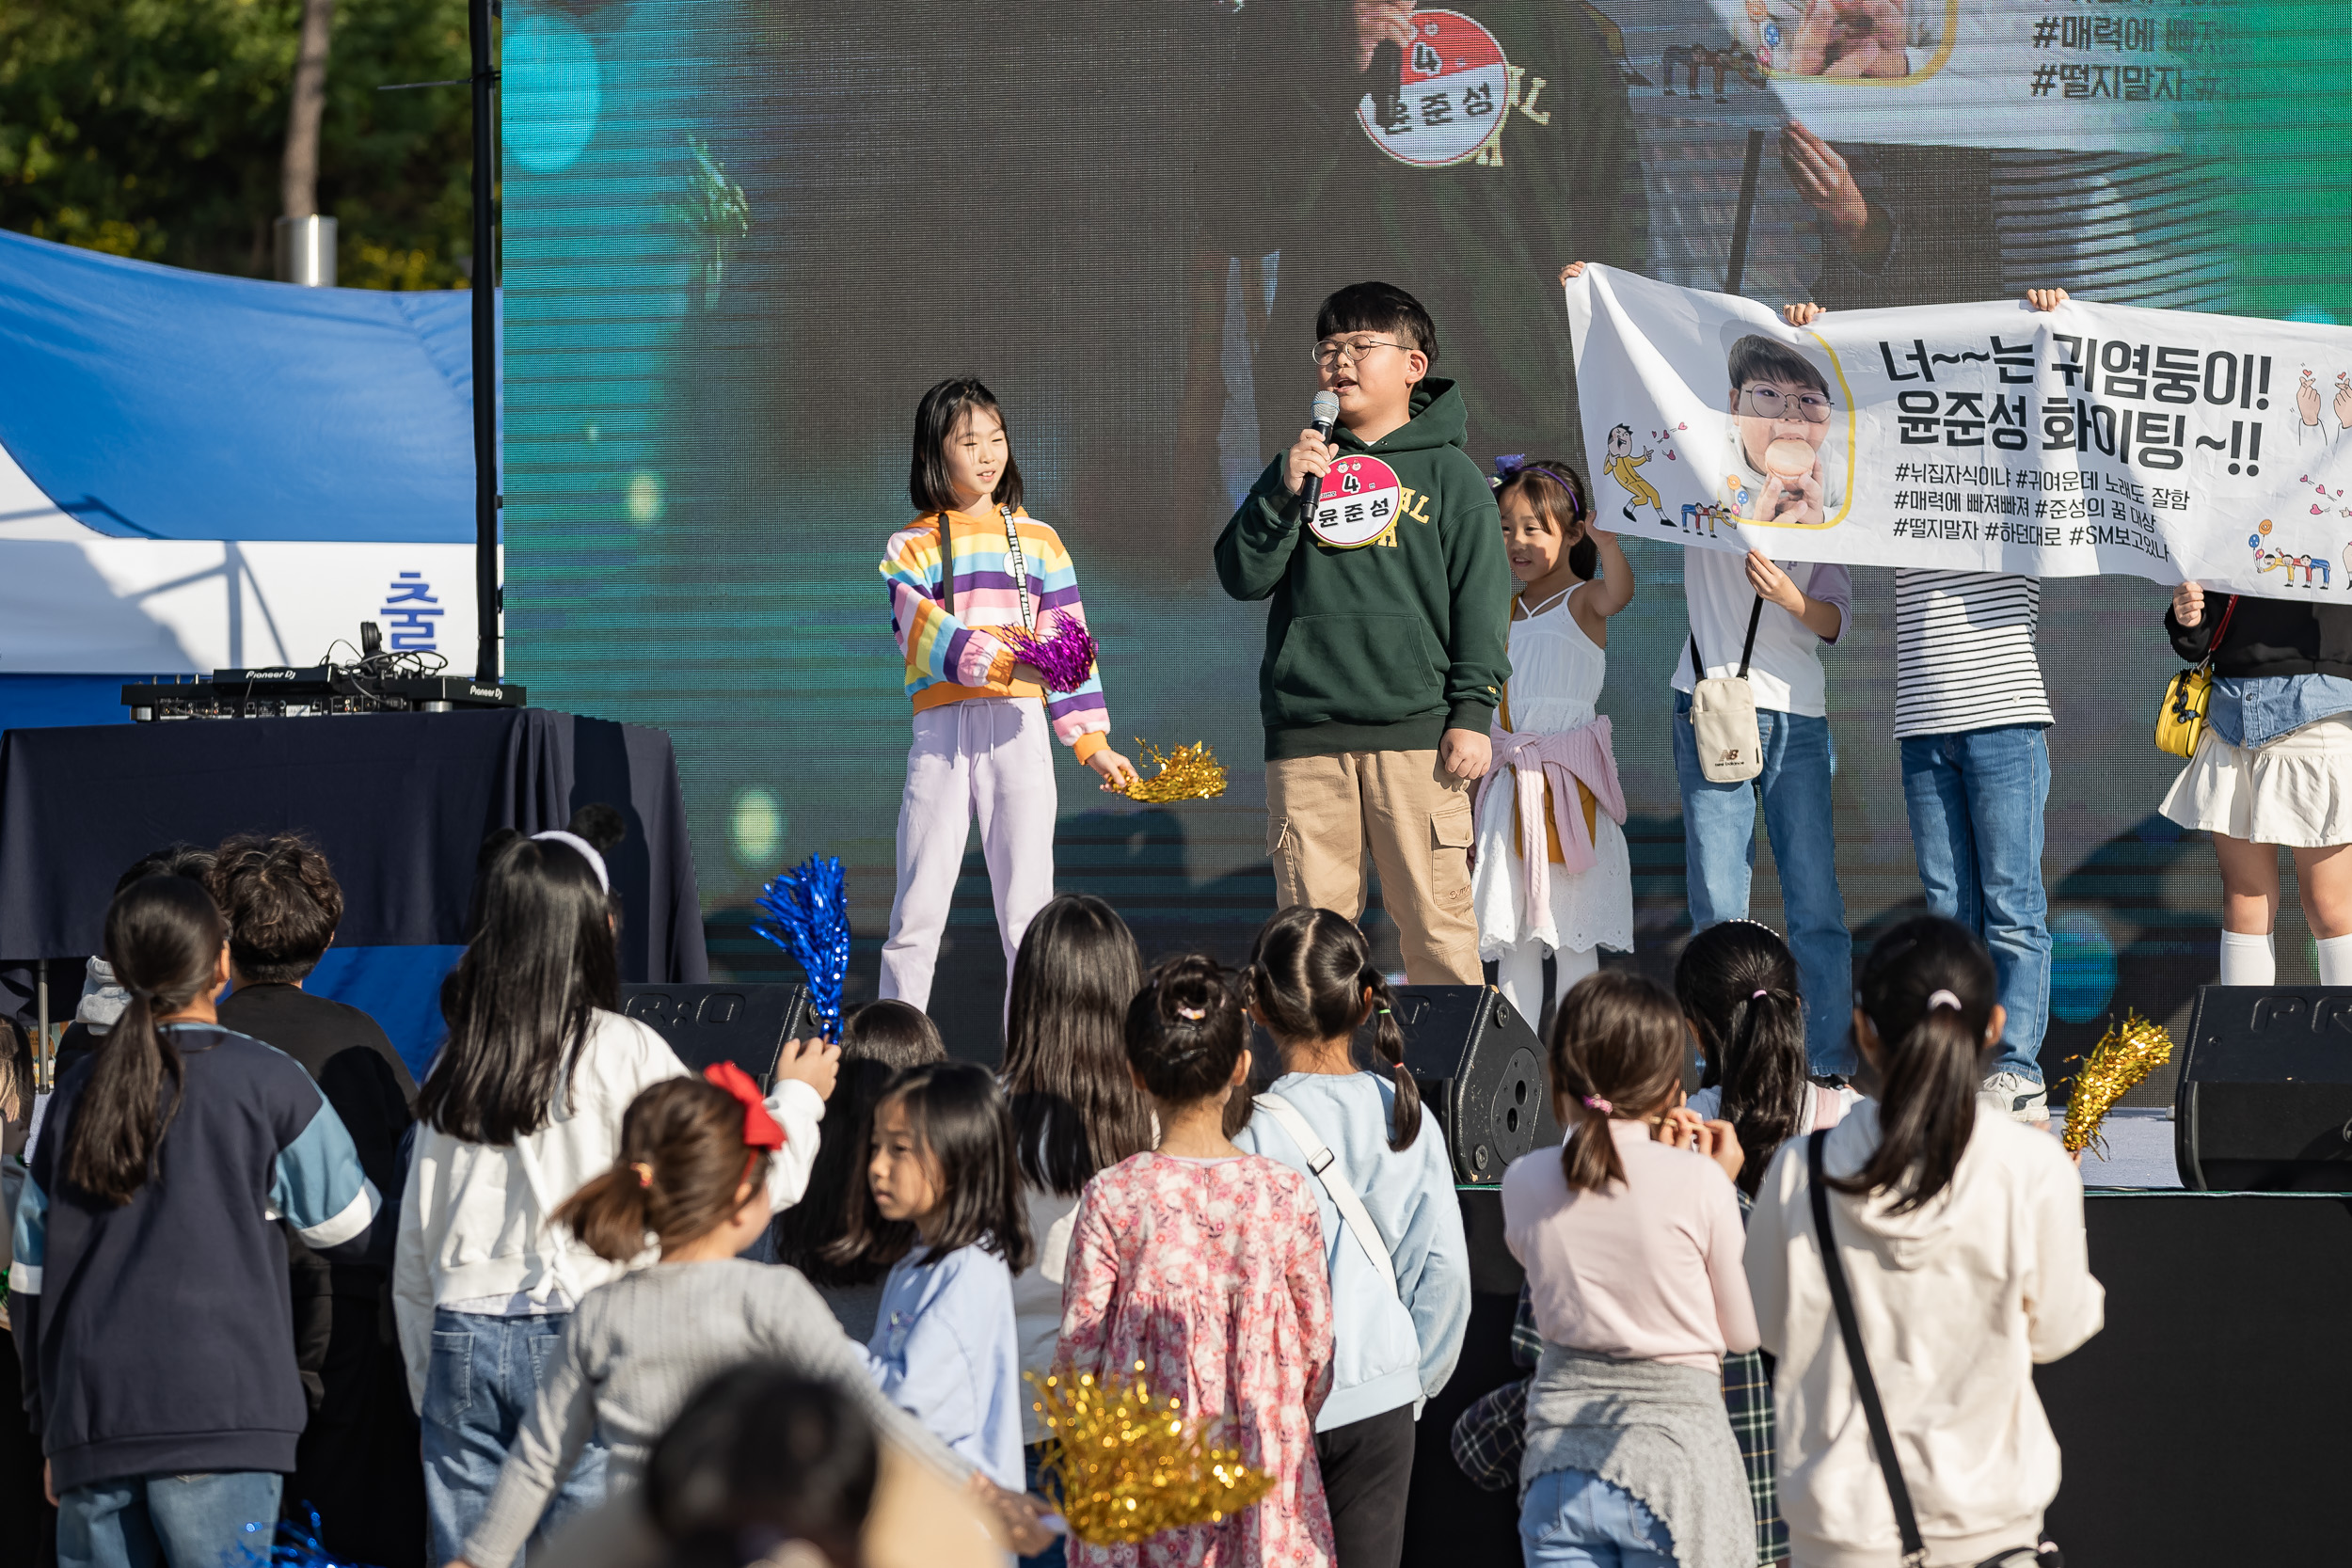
[
  {"xmin": 1809, "ymin": 1130, "xmax": 1928, "ymax": 1568},
  {"xmin": 1254, "ymin": 1092, "xmax": 1399, "ymax": 1299},
  {"xmin": 935, "ymin": 512, "xmax": 955, "ymax": 617}
]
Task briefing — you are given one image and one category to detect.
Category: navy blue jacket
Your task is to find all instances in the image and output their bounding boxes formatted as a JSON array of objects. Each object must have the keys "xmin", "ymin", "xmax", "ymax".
[{"xmin": 10, "ymin": 1024, "xmax": 380, "ymax": 1492}]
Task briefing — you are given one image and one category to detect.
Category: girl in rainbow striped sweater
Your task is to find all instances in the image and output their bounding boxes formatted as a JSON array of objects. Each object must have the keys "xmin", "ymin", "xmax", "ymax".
[{"xmin": 877, "ymin": 377, "xmax": 1136, "ymax": 1008}]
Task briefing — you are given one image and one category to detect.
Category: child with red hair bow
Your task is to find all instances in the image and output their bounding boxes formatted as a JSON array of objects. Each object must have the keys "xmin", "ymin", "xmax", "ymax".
[{"xmin": 446, "ymin": 1067, "xmax": 1047, "ymax": 1568}]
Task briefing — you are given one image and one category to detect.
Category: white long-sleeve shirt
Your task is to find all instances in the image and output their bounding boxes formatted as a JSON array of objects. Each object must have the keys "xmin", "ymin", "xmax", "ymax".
[
  {"xmin": 1745, "ymin": 1102, "xmax": 2104, "ymax": 1568},
  {"xmin": 392, "ymin": 1008, "xmax": 822, "ymax": 1407}
]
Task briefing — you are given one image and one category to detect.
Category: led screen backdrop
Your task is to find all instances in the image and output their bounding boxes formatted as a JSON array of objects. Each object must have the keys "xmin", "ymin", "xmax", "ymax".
[{"xmin": 501, "ymin": 0, "xmax": 2348, "ymax": 1085}]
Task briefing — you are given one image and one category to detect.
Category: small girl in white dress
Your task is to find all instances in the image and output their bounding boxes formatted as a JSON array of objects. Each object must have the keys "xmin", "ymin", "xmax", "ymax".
[{"xmin": 1472, "ymin": 457, "xmax": 1637, "ymax": 1023}]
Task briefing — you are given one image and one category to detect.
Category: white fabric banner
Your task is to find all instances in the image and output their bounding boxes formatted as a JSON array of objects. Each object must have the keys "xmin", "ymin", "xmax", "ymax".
[
  {"xmin": 1566, "ymin": 265, "xmax": 2349, "ymax": 602},
  {"xmin": 1592, "ymin": 0, "xmax": 2217, "ymax": 151},
  {"xmin": 0, "ymin": 448, "xmax": 485, "ymax": 673}
]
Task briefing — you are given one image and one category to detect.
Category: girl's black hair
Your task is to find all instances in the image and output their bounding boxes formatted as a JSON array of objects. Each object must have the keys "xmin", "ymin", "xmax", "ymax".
[
  {"xmin": 417, "ymin": 835, "xmax": 620, "ymax": 1146},
  {"xmin": 772, "ymin": 1001, "xmax": 946, "ymax": 1288},
  {"xmin": 1676, "ymin": 921, "xmax": 1809, "ymax": 1196},
  {"xmin": 1548, "ymin": 970, "xmax": 1687, "ymax": 1194},
  {"xmin": 66, "ymin": 875, "xmax": 225, "ymax": 1206},
  {"xmin": 1244, "ymin": 906, "xmax": 1420, "ymax": 1151},
  {"xmin": 909, "ymin": 376, "xmax": 1025, "ymax": 515},
  {"xmin": 1836, "ymin": 915, "xmax": 1998, "ymax": 1214},
  {"xmin": 1124, "ymin": 954, "xmax": 1248, "ymax": 1106},
  {"xmin": 1494, "ymin": 459, "xmax": 1598, "ymax": 581},
  {"xmin": 826, "ymin": 1060, "xmax": 1034, "ymax": 1274},
  {"xmin": 1004, "ymin": 894, "xmax": 1154, "ymax": 1197},
  {"xmin": 645, "ymin": 1368, "xmax": 876, "ymax": 1568}
]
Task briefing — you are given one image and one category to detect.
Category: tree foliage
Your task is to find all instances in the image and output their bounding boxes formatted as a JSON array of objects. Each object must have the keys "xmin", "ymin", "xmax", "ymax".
[{"xmin": 0, "ymin": 0, "xmax": 479, "ymax": 289}]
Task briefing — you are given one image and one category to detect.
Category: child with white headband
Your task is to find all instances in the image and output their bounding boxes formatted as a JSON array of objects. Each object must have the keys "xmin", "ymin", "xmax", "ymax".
[{"xmin": 395, "ymin": 831, "xmax": 844, "ymax": 1563}]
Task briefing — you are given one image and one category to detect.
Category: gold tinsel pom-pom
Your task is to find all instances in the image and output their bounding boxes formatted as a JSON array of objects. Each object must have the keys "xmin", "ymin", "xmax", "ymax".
[
  {"xmin": 1120, "ymin": 738, "xmax": 1228, "ymax": 804},
  {"xmin": 1028, "ymin": 1366, "xmax": 1274, "ymax": 1544},
  {"xmin": 2061, "ymin": 1010, "xmax": 2174, "ymax": 1156}
]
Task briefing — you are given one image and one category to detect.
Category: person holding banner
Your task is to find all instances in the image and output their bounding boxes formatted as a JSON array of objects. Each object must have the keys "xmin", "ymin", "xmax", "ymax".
[
  {"xmin": 2161, "ymin": 583, "xmax": 2352, "ymax": 987},
  {"xmin": 1783, "ymin": 291, "xmax": 2065, "ymax": 1128}
]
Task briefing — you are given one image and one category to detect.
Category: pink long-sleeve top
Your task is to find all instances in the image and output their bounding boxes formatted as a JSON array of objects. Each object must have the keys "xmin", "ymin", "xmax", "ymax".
[{"xmin": 1501, "ymin": 1119, "xmax": 1760, "ymax": 1371}]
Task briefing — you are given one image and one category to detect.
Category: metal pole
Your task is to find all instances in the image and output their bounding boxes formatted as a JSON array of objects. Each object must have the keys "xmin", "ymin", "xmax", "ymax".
[
  {"xmin": 1723, "ymin": 126, "xmax": 1766, "ymax": 297},
  {"xmin": 469, "ymin": 0, "xmax": 501, "ymax": 684},
  {"xmin": 35, "ymin": 957, "xmax": 49, "ymax": 1094}
]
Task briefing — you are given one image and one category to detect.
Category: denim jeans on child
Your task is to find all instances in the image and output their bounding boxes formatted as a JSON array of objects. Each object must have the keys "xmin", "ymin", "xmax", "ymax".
[
  {"xmin": 421, "ymin": 1308, "xmax": 610, "ymax": 1564},
  {"xmin": 1673, "ymin": 691, "xmax": 1854, "ymax": 1074},
  {"xmin": 1518, "ymin": 1466, "xmax": 1677, "ymax": 1568},
  {"xmin": 1899, "ymin": 725, "xmax": 2052, "ymax": 1084},
  {"xmin": 57, "ymin": 1470, "xmax": 281, "ymax": 1568}
]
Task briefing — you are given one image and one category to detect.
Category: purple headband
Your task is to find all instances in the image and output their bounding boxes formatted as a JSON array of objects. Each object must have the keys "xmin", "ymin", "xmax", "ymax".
[{"xmin": 1491, "ymin": 454, "xmax": 1584, "ymax": 521}]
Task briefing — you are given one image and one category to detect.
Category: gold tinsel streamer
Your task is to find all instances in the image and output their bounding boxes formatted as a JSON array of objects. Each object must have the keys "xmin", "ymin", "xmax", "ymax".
[
  {"xmin": 1120, "ymin": 738, "xmax": 1229, "ymax": 804},
  {"xmin": 1028, "ymin": 1366, "xmax": 1275, "ymax": 1544},
  {"xmin": 2061, "ymin": 1010, "xmax": 2174, "ymax": 1156}
]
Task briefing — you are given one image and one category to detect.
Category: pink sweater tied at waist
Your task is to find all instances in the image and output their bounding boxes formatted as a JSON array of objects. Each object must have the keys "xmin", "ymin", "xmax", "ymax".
[{"xmin": 1474, "ymin": 715, "xmax": 1628, "ymax": 915}]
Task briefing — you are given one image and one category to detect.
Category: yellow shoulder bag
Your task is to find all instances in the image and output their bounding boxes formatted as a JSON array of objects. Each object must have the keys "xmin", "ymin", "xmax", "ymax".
[{"xmin": 2154, "ymin": 593, "xmax": 2238, "ymax": 758}]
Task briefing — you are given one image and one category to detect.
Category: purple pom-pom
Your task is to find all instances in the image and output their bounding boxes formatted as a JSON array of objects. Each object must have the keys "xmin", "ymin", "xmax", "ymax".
[{"xmin": 1003, "ymin": 612, "xmax": 1099, "ymax": 692}]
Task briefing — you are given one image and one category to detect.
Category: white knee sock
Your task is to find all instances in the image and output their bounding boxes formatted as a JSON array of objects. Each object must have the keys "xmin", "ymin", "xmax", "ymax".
[
  {"xmin": 2217, "ymin": 929, "xmax": 2277, "ymax": 987},
  {"xmin": 1553, "ymin": 944, "xmax": 1600, "ymax": 1010},
  {"xmin": 2317, "ymin": 933, "xmax": 2352, "ymax": 986}
]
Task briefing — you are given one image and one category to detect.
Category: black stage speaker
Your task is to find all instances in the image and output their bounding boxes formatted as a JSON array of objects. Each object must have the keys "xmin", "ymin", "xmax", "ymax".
[
  {"xmin": 1391, "ymin": 985, "xmax": 1559, "ymax": 1184},
  {"xmin": 2176, "ymin": 985, "xmax": 2352, "ymax": 1191},
  {"xmin": 618, "ymin": 983, "xmax": 810, "ymax": 1088}
]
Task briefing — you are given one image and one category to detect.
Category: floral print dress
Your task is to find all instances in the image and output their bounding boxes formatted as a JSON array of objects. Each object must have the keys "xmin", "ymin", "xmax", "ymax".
[{"xmin": 1057, "ymin": 1151, "xmax": 1338, "ymax": 1568}]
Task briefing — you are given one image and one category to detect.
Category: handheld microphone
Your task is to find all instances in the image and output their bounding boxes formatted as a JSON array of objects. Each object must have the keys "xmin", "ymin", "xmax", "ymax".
[{"xmin": 1298, "ymin": 390, "xmax": 1343, "ymax": 519}]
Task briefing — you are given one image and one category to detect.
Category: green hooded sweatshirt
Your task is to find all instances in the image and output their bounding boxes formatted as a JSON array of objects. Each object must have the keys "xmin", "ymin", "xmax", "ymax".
[{"xmin": 1215, "ymin": 378, "xmax": 1513, "ymax": 760}]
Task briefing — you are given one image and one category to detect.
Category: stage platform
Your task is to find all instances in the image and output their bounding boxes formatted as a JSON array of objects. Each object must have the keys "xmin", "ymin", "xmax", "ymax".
[{"xmin": 1408, "ymin": 1182, "xmax": 2340, "ymax": 1568}]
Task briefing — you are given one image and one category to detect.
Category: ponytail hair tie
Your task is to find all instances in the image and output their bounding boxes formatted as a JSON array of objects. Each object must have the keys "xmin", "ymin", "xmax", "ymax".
[
  {"xmin": 628, "ymin": 1162, "xmax": 654, "ymax": 1189},
  {"xmin": 1926, "ymin": 989, "xmax": 1963, "ymax": 1013},
  {"xmin": 1581, "ymin": 1094, "xmax": 1614, "ymax": 1115},
  {"xmin": 1175, "ymin": 1005, "xmax": 1206, "ymax": 1022},
  {"xmin": 1751, "ymin": 989, "xmax": 1769, "ymax": 1000}
]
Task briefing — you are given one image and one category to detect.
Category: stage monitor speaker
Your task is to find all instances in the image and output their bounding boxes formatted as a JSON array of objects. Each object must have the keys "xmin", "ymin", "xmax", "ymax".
[
  {"xmin": 2176, "ymin": 985, "xmax": 2352, "ymax": 1191},
  {"xmin": 618, "ymin": 983, "xmax": 810, "ymax": 1088},
  {"xmin": 1391, "ymin": 985, "xmax": 1558, "ymax": 1185}
]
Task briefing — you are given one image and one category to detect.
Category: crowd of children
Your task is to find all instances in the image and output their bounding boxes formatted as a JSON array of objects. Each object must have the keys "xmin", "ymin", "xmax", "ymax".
[{"xmin": 0, "ymin": 276, "xmax": 2111, "ymax": 1568}]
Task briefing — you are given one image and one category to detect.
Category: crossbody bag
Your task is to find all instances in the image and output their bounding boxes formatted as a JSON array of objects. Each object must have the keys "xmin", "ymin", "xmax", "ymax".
[
  {"xmin": 1807, "ymin": 1131, "xmax": 2063, "ymax": 1568},
  {"xmin": 1688, "ymin": 594, "xmax": 1767, "ymax": 784},
  {"xmin": 2153, "ymin": 593, "xmax": 2237, "ymax": 758}
]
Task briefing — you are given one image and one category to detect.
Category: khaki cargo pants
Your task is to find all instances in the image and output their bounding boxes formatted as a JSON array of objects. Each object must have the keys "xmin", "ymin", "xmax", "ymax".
[{"xmin": 1263, "ymin": 748, "xmax": 1482, "ymax": 984}]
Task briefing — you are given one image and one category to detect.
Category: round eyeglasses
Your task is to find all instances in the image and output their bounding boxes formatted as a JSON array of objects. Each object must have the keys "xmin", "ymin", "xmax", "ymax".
[
  {"xmin": 1738, "ymin": 386, "xmax": 1835, "ymax": 423},
  {"xmin": 1311, "ymin": 339, "xmax": 1411, "ymax": 370}
]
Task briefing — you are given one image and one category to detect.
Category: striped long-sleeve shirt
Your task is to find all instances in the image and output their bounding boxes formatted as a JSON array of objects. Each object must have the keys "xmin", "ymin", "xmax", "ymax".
[
  {"xmin": 881, "ymin": 507, "xmax": 1110, "ymax": 761},
  {"xmin": 1893, "ymin": 571, "xmax": 2053, "ymax": 739}
]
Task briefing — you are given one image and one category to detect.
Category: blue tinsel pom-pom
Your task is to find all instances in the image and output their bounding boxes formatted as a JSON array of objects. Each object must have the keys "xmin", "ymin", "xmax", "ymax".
[{"xmin": 751, "ymin": 853, "xmax": 850, "ymax": 1040}]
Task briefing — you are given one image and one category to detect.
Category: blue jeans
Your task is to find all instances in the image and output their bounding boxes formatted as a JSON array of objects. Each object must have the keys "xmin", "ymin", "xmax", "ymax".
[
  {"xmin": 1519, "ymin": 1466, "xmax": 1677, "ymax": 1568},
  {"xmin": 1900, "ymin": 726, "xmax": 2052, "ymax": 1083},
  {"xmin": 1022, "ymin": 1442, "xmax": 1068, "ymax": 1568},
  {"xmin": 57, "ymin": 1471, "xmax": 281, "ymax": 1568},
  {"xmin": 1674, "ymin": 691, "xmax": 1855, "ymax": 1074},
  {"xmin": 421, "ymin": 1309, "xmax": 609, "ymax": 1565}
]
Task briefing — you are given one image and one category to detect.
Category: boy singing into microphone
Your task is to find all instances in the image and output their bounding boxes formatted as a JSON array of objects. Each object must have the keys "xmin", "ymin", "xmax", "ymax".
[{"xmin": 1215, "ymin": 281, "xmax": 1513, "ymax": 982}]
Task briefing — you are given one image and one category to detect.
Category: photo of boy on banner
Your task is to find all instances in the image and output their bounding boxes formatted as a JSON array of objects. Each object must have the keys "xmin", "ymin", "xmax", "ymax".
[{"xmin": 1718, "ymin": 328, "xmax": 1847, "ymax": 529}]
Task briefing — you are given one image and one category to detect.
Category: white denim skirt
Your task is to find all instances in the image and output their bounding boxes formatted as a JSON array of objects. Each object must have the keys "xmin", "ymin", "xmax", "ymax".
[{"xmin": 2160, "ymin": 711, "xmax": 2352, "ymax": 847}]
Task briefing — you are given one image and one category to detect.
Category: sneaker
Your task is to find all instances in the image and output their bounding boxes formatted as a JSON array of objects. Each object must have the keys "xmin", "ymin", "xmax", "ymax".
[{"xmin": 1979, "ymin": 1070, "xmax": 2049, "ymax": 1125}]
